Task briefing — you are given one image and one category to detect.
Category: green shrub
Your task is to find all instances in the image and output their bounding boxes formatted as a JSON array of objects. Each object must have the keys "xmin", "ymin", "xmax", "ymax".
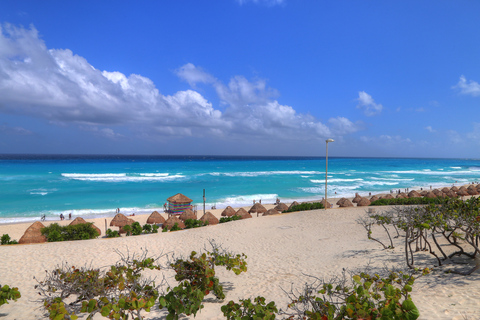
[
  {"xmin": 151, "ymin": 225, "xmax": 159, "ymax": 233},
  {"xmin": 284, "ymin": 202, "xmax": 324, "ymax": 213},
  {"xmin": 106, "ymin": 228, "xmax": 120, "ymax": 238},
  {"xmin": 123, "ymin": 224, "xmax": 132, "ymax": 236},
  {"xmin": 142, "ymin": 224, "xmax": 152, "ymax": 233},
  {"xmin": 41, "ymin": 223, "xmax": 99, "ymax": 242},
  {"xmin": 369, "ymin": 197, "xmax": 446, "ymax": 206},
  {"xmin": 162, "ymin": 226, "xmax": 168, "ymax": 232},
  {"xmin": 170, "ymin": 222, "xmax": 182, "ymax": 231},
  {"xmin": 0, "ymin": 284, "xmax": 21, "ymax": 307},
  {"xmin": 184, "ymin": 219, "xmax": 208, "ymax": 229},
  {"xmin": 1, "ymin": 234, "xmax": 18, "ymax": 245},
  {"xmin": 222, "ymin": 296, "xmax": 277, "ymax": 320},
  {"xmin": 219, "ymin": 215, "xmax": 241, "ymax": 223},
  {"xmin": 131, "ymin": 222, "xmax": 143, "ymax": 235}
]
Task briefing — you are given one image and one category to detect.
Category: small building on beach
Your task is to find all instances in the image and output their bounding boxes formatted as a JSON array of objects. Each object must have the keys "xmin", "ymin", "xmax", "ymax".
[{"xmin": 165, "ymin": 193, "xmax": 193, "ymax": 216}]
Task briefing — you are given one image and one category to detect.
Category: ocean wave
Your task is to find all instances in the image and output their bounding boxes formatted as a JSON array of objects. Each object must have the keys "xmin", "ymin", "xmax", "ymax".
[
  {"xmin": 208, "ymin": 170, "xmax": 322, "ymax": 177},
  {"xmin": 62, "ymin": 173, "xmax": 185, "ymax": 182},
  {"xmin": 309, "ymin": 178, "xmax": 364, "ymax": 184},
  {"xmin": 384, "ymin": 170, "xmax": 480, "ymax": 176}
]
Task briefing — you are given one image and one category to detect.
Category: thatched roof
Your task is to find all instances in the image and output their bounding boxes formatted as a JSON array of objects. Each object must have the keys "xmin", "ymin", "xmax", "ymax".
[
  {"xmin": 236, "ymin": 208, "xmax": 252, "ymax": 219},
  {"xmin": 69, "ymin": 217, "xmax": 101, "ymax": 236},
  {"xmin": 424, "ymin": 191, "xmax": 437, "ymax": 198},
  {"xmin": 110, "ymin": 213, "xmax": 129, "ymax": 227},
  {"xmin": 274, "ymin": 203, "xmax": 289, "ymax": 212},
  {"xmin": 382, "ymin": 194, "xmax": 394, "ymax": 199},
  {"xmin": 420, "ymin": 190, "xmax": 428, "ymax": 196},
  {"xmin": 167, "ymin": 193, "xmax": 192, "ymax": 203},
  {"xmin": 19, "ymin": 221, "xmax": 47, "ymax": 244},
  {"xmin": 147, "ymin": 211, "xmax": 165, "ymax": 224},
  {"xmin": 248, "ymin": 203, "xmax": 267, "ymax": 214},
  {"xmin": 441, "ymin": 187, "xmax": 450, "ymax": 193},
  {"xmin": 119, "ymin": 218, "xmax": 135, "ymax": 234},
  {"xmin": 457, "ymin": 189, "xmax": 470, "ymax": 196},
  {"xmin": 337, "ymin": 198, "xmax": 354, "ymax": 207},
  {"xmin": 467, "ymin": 185, "xmax": 479, "ymax": 195},
  {"xmin": 163, "ymin": 216, "xmax": 186, "ymax": 230},
  {"xmin": 221, "ymin": 206, "xmax": 236, "ymax": 217},
  {"xmin": 370, "ymin": 195, "xmax": 379, "ymax": 202},
  {"xmin": 476, "ymin": 184, "xmax": 480, "ymax": 191},
  {"xmin": 459, "ymin": 186, "xmax": 468, "ymax": 192},
  {"xmin": 179, "ymin": 208, "xmax": 196, "ymax": 221},
  {"xmin": 321, "ymin": 199, "xmax": 331, "ymax": 209},
  {"xmin": 199, "ymin": 212, "xmax": 219, "ymax": 225},
  {"xmin": 352, "ymin": 194, "xmax": 363, "ymax": 203},
  {"xmin": 356, "ymin": 198, "xmax": 371, "ymax": 206},
  {"xmin": 396, "ymin": 193, "xmax": 407, "ymax": 199},
  {"xmin": 288, "ymin": 201, "xmax": 300, "ymax": 210},
  {"xmin": 451, "ymin": 186, "xmax": 459, "ymax": 192},
  {"xmin": 408, "ymin": 190, "xmax": 422, "ymax": 198},
  {"xmin": 446, "ymin": 190, "xmax": 458, "ymax": 198},
  {"xmin": 263, "ymin": 208, "xmax": 280, "ymax": 216}
]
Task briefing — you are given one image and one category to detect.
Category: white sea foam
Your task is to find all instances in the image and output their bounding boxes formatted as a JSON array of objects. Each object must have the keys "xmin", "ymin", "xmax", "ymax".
[
  {"xmin": 309, "ymin": 178, "xmax": 363, "ymax": 184},
  {"xmin": 30, "ymin": 192, "xmax": 48, "ymax": 196},
  {"xmin": 62, "ymin": 173, "xmax": 185, "ymax": 182},
  {"xmin": 450, "ymin": 167, "xmax": 462, "ymax": 169},
  {"xmin": 220, "ymin": 193, "xmax": 278, "ymax": 207},
  {"xmin": 208, "ymin": 170, "xmax": 323, "ymax": 178}
]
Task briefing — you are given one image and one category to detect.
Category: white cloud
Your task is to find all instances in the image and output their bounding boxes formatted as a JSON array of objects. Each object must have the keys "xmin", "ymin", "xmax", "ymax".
[
  {"xmin": 360, "ymin": 135, "xmax": 411, "ymax": 145},
  {"xmin": 356, "ymin": 91, "xmax": 383, "ymax": 116},
  {"xmin": 0, "ymin": 124, "xmax": 31, "ymax": 135},
  {"xmin": 0, "ymin": 23, "xmax": 361, "ymax": 146},
  {"xmin": 425, "ymin": 126, "xmax": 436, "ymax": 133},
  {"xmin": 466, "ymin": 122, "xmax": 480, "ymax": 142},
  {"xmin": 453, "ymin": 75, "xmax": 480, "ymax": 96}
]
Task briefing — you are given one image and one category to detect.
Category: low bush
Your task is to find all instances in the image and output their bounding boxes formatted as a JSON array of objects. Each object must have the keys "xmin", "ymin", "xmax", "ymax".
[
  {"xmin": 184, "ymin": 219, "xmax": 208, "ymax": 229},
  {"xmin": 131, "ymin": 221, "xmax": 143, "ymax": 235},
  {"xmin": 222, "ymin": 296, "xmax": 277, "ymax": 320},
  {"xmin": 1, "ymin": 234, "xmax": 18, "ymax": 245},
  {"xmin": 41, "ymin": 223, "xmax": 99, "ymax": 242},
  {"xmin": 170, "ymin": 222, "xmax": 182, "ymax": 231},
  {"xmin": 0, "ymin": 284, "xmax": 21, "ymax": 307},
  {"xmin": 106, "ymin": 228, "xmax": 120, "ymax": 238},
  {"xmin": 284, "ymin": 202, "xmax": 324, "ymax": 213},
  {"xmin": 219, "ymin": 215, "xmax": 241, "ymax": 223},
  {"xmin": 370, "ymin": 197, "xmax": 446, "ymax": 206}
]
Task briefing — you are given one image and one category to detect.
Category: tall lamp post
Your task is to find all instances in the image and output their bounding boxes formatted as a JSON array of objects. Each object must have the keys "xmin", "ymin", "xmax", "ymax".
[{"xmin": 325, "ymin": 139, "xmax": 334, "ymax": 210}]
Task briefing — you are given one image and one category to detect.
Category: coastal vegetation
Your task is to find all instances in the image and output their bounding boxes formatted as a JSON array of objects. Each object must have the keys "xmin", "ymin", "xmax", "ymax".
[
  {"xmin": 40, "ymin": 223, "xmax": 99, "ymax": 242},
  {"xmin": 219, "ymin": 215, "xmax": 241, "ymax": 223},
  {"xmin": 361, "ymin": 196, "xmax": 480, "ymax": 274},
  {"xmin": 284, "ymin": 202, "xmax": 324, "ymax": 213},
  {"xmin": 184, "ymin": 218, "xmax": 209, "ymax": 228},
  {"xmin": 369, "ymin": 197, "xmax": 445, "ymax": 206},
  {"xmin": 0, "ymin": 284, "xmax": 21, "ymax": 307},
  {"xmin": 35, "ymin": 240, "xmax": 422, "ymax": 320},
  {"xmin": 1, "ymin": 234, "xmax": 18, "ymax": 245}
]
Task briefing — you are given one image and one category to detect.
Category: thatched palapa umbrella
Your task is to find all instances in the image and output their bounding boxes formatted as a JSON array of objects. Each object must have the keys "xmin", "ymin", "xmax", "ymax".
[
  {"xmin": 288, "ymin": 201, "xmax": 300, "ymax": 210},
  {"xmin": 457, "ymin": 189, "xmax": 469, "ymax": 197},
  {"xmin": 370, "ymin": 195, "xmax": 379, "ymax": 202},
  {"xmin": 356, "ymin": 198, "xmax": 371, "ymax": 206},
  {"xmin": 263, "ymin": 208, "xmax": 279, "ymax": 216},
  {"xmin": 476, "ymin": 184, "xmax": 480, "ymax": 191},
  {"xmin": 467, "ymin": 185, "xmax": 479, "ymax": 195},
  {"xmin": 110, "ymin": 213, "xmax": 129, "ymax": 228},
  {"xmin": 337, "ymin": 198, "xmax": 354, "ymax": 207},
  {"xmin": 221, "ymin": 206, "xmax": 236, "ymax": 217},
  {"xmin": 163, "ymin": 216, "xmax": 185, "ymax": 230},
  {"xmin": 147, "ymin": 211, "xmax": 166, "ymax": 225},
  {"xmin": 179, "ymin": 208, "xmax": 196, "ymax": 221},
  {"xmin": 451, "ymin": 186, "xmax": 459, "ymax": 192},
  {"xmin": 352, "ymin": 194, "xmax": 362, "ymax": 204},
  {"xmin": 445, "ymin": 190, "xmax": 458, "ymax": 198},
  {"xmin": 382, "ymin": 194, "xmax": 394, "ymax": 200},
  {"xmin": 199, "ymin": 212, "xmax": 218, "ymax": 225},
  {"xmin": 420, "ymin": 190, "xmax": 428, "ymax": 196},
  {"xmin": 69, "ymin": 217, "xmax": 101, "ymax": 236},
  {"xmin": 274, "ymin": 203, "xmax": 289, "ymax": 212},
  {"xmin": 424, "ymin": 191, "xmax": 437, "ymax": 198},
  {"xmin": 408, "ymin": 190, "xmax": 422, "ymax": 198},
  {"xmin": 441, "ymin": 187, "xmax": 450, "ymax": 194},
  {"xmin": 249, "ymin": 203, "xmax": 267, "ymax": 215},
  {"xmin": 396, "ymin": 193, "xmax": 407, "ymax": 199},
  {"xmin": 19, "ymin": 221, "xmax": 47, "ymax": 244},
  {"xmin": 236, "ymin": 208, "xmax": 252, "ymax": 219},
  {"xmin": 321, "ymin": 199, "xmax": 331, "ymax": 209}
]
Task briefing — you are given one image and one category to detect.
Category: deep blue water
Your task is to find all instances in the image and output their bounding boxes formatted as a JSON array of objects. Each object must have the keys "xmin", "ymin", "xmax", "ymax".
[{"xmin": 1, "ymin": 154, "xmax": 480, "ymax": 223}]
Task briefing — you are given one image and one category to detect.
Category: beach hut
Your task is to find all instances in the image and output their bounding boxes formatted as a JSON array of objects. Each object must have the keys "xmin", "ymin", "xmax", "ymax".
[
  {"xmin": 263, "ymin": 208, "xmax": 279, "ymax": 216},
  {"xmin": 199, "ymin": 212, "xmax": 219, "ymax": 225},
  {"xmin": 288, "ymin": 201, "xmax": 300, "ymax": 210},
  {"xmin": 236, "ymin": 208, "xmax": 252, "ymax": 219},
  {"xmin": 249, "ymin": 203, "xmax": 267, "ymax": 215},
  {"xmin": 179, "ymin": 208, "xmax": 196, "ymax": 221},
  {"xmin": 356, "ymin": 197, "xmax": 371, "ymax": 207},
  {"xmin": 221, "ymin": 206, "xmax": 236, "ymax": 217},
  {"xmin": 166, "ymin": 193, "xmax": 193, "ymax": 217},
  {"xmin": 424, "ymin": 191, "xmax": 437, "ymax": 198},
  {"xmin": 370, "ymin": 195, "xmax": 379, "ymax": 202},
  {"xmin": 274, "ymin": 203, "xmax": 289, "ymax": 212},
  {"xmin": 337, "ymin": 198, "xmax": 354, "ymax": 207},
  {"xmin": 163, "ymin": 216, "xmax": 185, "ymax": 230},
  {"xmin": 146, "ymin": 211, "xmax": 166, "ymax": 225},
  {"xmin": 19, "ymin": 221, "xmax": 47, "ymax": 244},
  {"xmin": 352, "ymin": 194, "xmax": 362, "ymax": 204},
  {"xmin": 408, "ymin": 190, "xmax": 422, "ymax": 198},
  {"xmin": 69, "ymin": 217, "xmax": 101, "ymax": 237}
]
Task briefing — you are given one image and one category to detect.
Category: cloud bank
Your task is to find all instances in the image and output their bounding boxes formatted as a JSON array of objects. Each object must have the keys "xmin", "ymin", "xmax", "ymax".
[{"xmin": 0, "ymin": 23, "xmax": 360, "ymax": 146}]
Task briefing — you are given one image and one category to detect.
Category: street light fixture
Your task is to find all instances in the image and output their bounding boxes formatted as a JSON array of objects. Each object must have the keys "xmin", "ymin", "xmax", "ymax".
[{"xmin": 325, "ymin": 139, "xmax": 334, "ymax": 210}]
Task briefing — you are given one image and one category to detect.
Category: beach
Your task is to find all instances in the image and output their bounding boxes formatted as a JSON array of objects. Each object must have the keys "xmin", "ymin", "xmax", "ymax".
[{"xmin": 1, "ymin": 198, "xmax": 480, "ymax": 320}]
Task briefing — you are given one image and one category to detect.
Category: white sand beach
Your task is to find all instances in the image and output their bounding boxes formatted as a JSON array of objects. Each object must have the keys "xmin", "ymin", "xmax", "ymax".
[{"xmin": 1, "ymin": 200, "xmax": 480, "ymax": 319}]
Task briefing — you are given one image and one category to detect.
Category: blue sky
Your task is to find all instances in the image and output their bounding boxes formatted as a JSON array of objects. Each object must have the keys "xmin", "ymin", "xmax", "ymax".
[{"xmin": 1, "ymin": 1, "xmax": 480, "ymax": 157}]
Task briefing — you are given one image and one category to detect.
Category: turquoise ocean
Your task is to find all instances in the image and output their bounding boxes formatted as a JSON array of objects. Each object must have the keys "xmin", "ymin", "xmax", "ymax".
[{"xmin": 1, "ymin": 155, "xmax": 480, "ymax": 224}]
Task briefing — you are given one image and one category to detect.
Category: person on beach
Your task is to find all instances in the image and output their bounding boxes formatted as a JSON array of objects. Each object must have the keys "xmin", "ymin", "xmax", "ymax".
[
  {"xmin": 68, "ymin": 213, "xmax": 72, "ymax": 220},
  {"xmin": 60, "ymin": 213, "xmax": 64, "ymax": 221}
]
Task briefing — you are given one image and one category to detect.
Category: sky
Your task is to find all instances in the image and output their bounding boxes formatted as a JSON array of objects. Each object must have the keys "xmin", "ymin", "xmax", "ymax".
[{"xmin": 1, "ymin": 1, "xmax": 480, "ymax": 158}]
